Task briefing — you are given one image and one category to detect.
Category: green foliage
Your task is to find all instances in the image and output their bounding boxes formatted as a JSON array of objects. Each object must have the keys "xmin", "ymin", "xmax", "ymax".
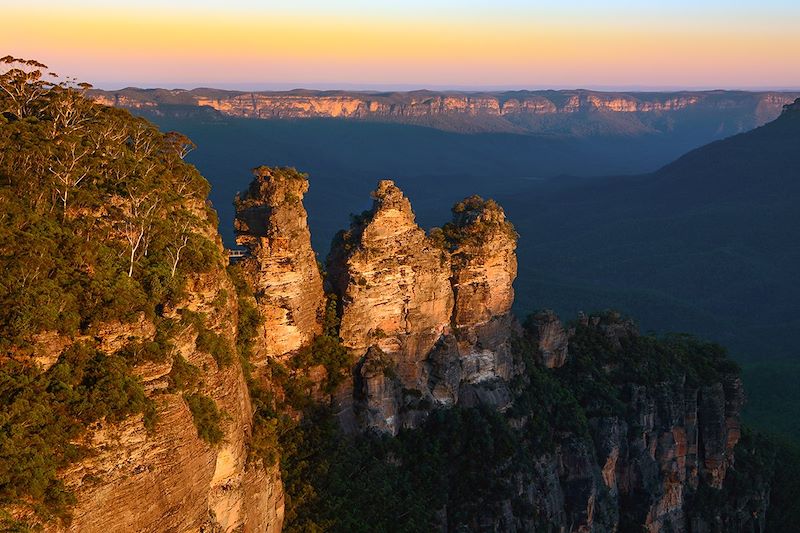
[
  {"xmin": 550, "ymin": 314, "xmax": 741, "ymax": 423},
  {"xmin": 228, "ymin": 264, "xmax": 262, "ymax": 365},
  {"xmin": 742, "ymin": 359, "xmax": 800, "ymax": 442},
  {"xmin": 291, "ymin": 334, "xmax": 351, "ymax": 396},
  {"xmin": 118, "ymin": 319, "xmax": 176, "ymax": 365},
  {"xmin": 184, "ymin": 393, "xmax": 224, "ymax": 445},
  {"xmin": 247, "ymin": 379, "xmax": 281, "ymax": 467},
  {"xmin": 439, "ymin": 195, "xmax": 517, "ymax": 250},
  {"xmin": 321, "ymin": 293, "xmax": 340, "ymax": 337},
  {"xmin": 167, "ymin": 354, "xmax": 201, "ymax": 393},
  {"xmin": 195, "ymin": 328, "xmax": 235, "ymax": 368},
  {"xmin": 511, "ymin": 339, "xmax": 589, "ymax": 450},
  {"xmin": 0, "ymin": 56, "xmax": 219, "ymax": 352},
  {"xmin": 765, "ymin": 435, "xmax": 800, "ymax": 530},
  {"xmin": 280, "ymin": 404, "xmax": 532, "ymax": 532},
  {"xmin": 0, "ymin": 57, "xmax": 224, "ymax": 523},
  {"xmin": 0, "ymin": 344, "xmax": 152, "ymax": 518},
  {"xmin": 226, "ymin": 264, "xmax": 280, "ymax": 466},
  {"xmin": 0, "ymin": 509, "xmax": 36, "ymax": 533},
  {"xmin": 178, "ymin": 309, "xmax": 235, "ymax": 368}
]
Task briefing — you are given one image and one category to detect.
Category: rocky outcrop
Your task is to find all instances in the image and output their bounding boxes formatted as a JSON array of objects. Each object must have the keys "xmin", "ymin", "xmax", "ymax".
[
  {"xmin": 428, "ymin": 196, "xmax": 519, "ymax": 409},
  {"xmin": 527, "ymin": 309, "xmax": 570, "ymax": 368},
  {"xmin": 234, "ymin": 166, "xmax": 325, "ymax": 362},
  {"xmin": 328, "ymin": 180, "xmax": 453, "ymax": 369},
  {"xmin": 782, "ymin": 96, "xmax": 800, "ymax": 113},
  {"xmin": 447, "ymin": 196, "xmax": 517, "ymax": 330},
  {"xmin": 327, "ymin": 181, "xmax": 454, "ymax": 432},
  {"xmin": 500, "ymin": 312, "xmax": 749, "ymax": 533},
  {"xmin": 45, "ymin": 219, "xmax": 283, "ymax": 533},
  {"xmin": 92, "ymin": 88, "xmax": 800, "ymax": 135},
  {"xmin": 327, "ymin": 183, "xmax": 521, "ymax": 434}
]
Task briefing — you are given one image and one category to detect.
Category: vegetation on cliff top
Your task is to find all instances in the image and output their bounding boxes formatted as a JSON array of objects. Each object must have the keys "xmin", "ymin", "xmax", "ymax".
[
  {"xmin": 0, "ymin": 56, "xmax": 220, "ymax": 349},
  {"xmin": 0, "ymin": 56, "xmax": 223, "ymax": 523},
  {"xmin": 428, "ymin": 195, "xmax": 518, "ymax": 253}
]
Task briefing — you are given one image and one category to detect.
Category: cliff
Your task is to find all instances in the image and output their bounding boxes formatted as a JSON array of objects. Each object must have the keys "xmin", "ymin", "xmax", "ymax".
[
  {"xmin": 233, "ymin": 166, "xmax": 325, "ymax": 362},
  {"xmin": 326, "ymin": 182, "xmax": 519, "ymax": 434},
  {"xmin": 52, "ymin": 251, "xmax": 283, "ymax": 533},
  {"xmin": 91, "ymin": 88, "xmax": 800, "ymax": 136},
  {"xmin": 0, "ymin": 63, "xmax": 284, "ymax": 533},
  {"xmin": 506, "ymin": 313, "xmax": 756, "ymax": 533}
]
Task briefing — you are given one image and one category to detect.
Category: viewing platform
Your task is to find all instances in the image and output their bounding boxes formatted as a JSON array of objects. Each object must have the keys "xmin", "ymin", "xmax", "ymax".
[{"xmin": 226, "ymin": 248, "xmax": 249, "ymax": 263}]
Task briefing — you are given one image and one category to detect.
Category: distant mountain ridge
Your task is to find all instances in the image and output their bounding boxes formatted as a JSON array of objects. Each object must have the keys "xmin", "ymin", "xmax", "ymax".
[
  {"xmin": 91, "ymin": 88, "xmax": 800, "ymax": 136},
  {"xmin": 501, "ymin": 97, "xmax": 800, "ymax": 363}
]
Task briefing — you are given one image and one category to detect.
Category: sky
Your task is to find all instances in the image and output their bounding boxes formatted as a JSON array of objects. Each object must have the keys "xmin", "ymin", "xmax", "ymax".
[{"xmin": 3, "ymin": 0, "xmax": 800, "ymax": 91}]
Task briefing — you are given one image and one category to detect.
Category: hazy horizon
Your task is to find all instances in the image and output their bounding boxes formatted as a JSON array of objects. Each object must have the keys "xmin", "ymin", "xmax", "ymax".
[
  {"xmin": 91, "ymin": 82, "xmax": 800, "ymax": 93},
  {"xmin": 5, "ymin": 0, "xmax": 800, "ymax": 89}
]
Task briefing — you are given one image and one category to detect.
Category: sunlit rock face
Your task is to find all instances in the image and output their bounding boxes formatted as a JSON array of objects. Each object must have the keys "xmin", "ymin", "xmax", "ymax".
[
  {"xmin": 327, "ymin": 180, "xmax": 454, "ymax": 395},
  {"xmin": 427, "ymin": 196, "xmax": 520, "ymax": 409},
  {"xmin": 93, "ymin": 88, "xmax": 800, "ymax": 135},
  {"xmin": 327, "ymin": 183, "xmax": 521, "ymax": 434},
  {"xmin": 46, "ymin": 216, "xmax": 282, "ymax": 533},
  {"xmin": 234, "ymin": 166, "xmax": 325, "ymax": 362},
  {"xmin": 448, "ymin": 196, "xmax": 517, "ymax": 330}
]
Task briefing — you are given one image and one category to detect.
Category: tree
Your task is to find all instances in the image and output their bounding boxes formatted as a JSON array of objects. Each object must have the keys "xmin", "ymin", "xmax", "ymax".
[
  {"xmin": 166, "ymin": 218, "xmax": 192, "ymax": 277},
  {"xmin": 0, "ymin": 56, "xmax": 54, "ymax": 118},
  {"xmin": 164, "ymin": 131, "xmax": 196, "ymax": 160},
  {"xmin": 120, "ymin": 188, "xmax": 160, "ymax": 277},
  {"xmin": 48, "ymin": 138, "xmax": 91, "ymax": 220}
]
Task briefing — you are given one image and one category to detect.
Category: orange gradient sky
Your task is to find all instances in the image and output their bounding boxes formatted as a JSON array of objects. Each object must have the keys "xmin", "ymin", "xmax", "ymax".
[{"xmin": 3, "ymin": 1, "xmax": 800, "ymax": 90}]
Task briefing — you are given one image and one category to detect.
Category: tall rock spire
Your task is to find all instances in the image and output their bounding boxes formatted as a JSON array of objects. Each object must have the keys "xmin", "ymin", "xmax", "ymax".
[
  {"xmin": 234, "ymin": 166, "xmax": 324, "ymax": 362},
  {"xmin": 327, "ymin": 180, "xmax": 454, "ymax": 383},
  {"xmin": 446, "ymin": 195, "xmax": 517, "ymax": 329},
  {"xmin": 327, "ymin": 183, "xmax": 521, "ymax": 433}
]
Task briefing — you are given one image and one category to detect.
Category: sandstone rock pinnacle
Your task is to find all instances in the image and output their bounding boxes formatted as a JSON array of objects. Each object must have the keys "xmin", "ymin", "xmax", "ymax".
[{"xmin": 234, "ymin": 166, "xmax": 325, "ymax": 361}]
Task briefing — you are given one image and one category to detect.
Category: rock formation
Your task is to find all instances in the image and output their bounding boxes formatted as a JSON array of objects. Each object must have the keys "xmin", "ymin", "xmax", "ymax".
[
  {"xmin": 234, "ymin": 166, "xmax": 325, "ymax": 362},
  {"xmin": 327, "ymin": 181, "xmax": 454, "ymax": 432},
  {"xmin": 43, "ymin": 207, "xmax": 283, "ymax": 533},
  {"xmin": 327, "ymin": 183, "xmax": 520, "ymax": 433},
  {"xmin": 328, "ymin": 180, "xmax": 453, "ymax": 371},
  {"xmin": 427, "ymin": 196, "xmax": 519, "ymax": 409},
  {"xmin": 526, "ymin": 309, "xmax": 570, "ymax": 368},
  {"xmin": 92, "ymin": 88, "xmax": 800, "ymax": 135}
]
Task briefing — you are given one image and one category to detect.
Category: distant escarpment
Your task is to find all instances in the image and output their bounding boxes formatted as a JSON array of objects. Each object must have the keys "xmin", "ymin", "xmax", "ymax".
[{"xmin": 91, "ymin": 87, "xmax": 800, "ymax": 136}]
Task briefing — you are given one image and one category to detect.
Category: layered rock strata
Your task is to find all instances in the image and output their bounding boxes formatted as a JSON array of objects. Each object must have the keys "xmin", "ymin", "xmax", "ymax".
[
  {"xmin": 234, "ymin": 166, "xmax": 325, "ymax": 362},
  {"xmin": 501, "ymin": 313, "xmax": 751, "ymax": 533},
  {"xmin": 526, "ymin": 309, "xmax": 570, "ymax": 368},
  {"xmin": 92, "ymin": 89, "xmax": 800, "ymax": 135},
  {"xmin": 46, "ymin": 209, "xmax": 283, "ymax": 533},
  {"xmin": 327, "ymin": 183, "xmax": 520, "ymax": 433}
]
